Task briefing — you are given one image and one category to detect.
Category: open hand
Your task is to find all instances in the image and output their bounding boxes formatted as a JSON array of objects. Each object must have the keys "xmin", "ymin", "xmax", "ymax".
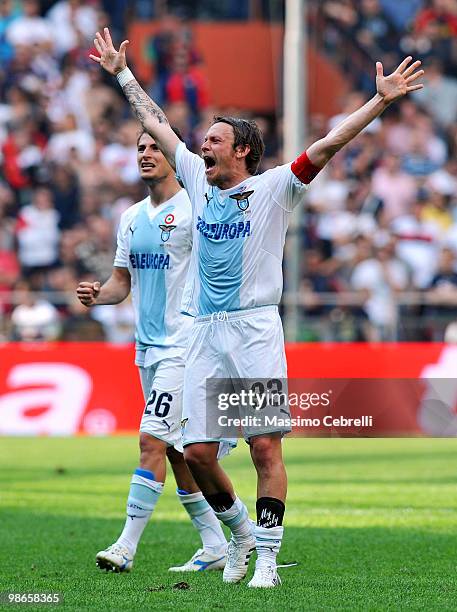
[
  {"xmin": 89, "ymin": 27, "xmax": 129, "ymax": 76},
  {"xmin": 76, "ymin": 281, "xmax": 101, "ymax": 307},
  {"xmin": 376, "ymin": 56, "xmax": 424, "ymax": 105}
]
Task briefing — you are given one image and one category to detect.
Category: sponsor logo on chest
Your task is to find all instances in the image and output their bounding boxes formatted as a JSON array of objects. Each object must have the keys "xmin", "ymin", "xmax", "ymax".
[
  {"xmin": 129, "ymin": 253, "xmax": 170, "ymax": 269},
  {"xmin": 196, "ymin": 216, "xmax": 252, "ymax": 240}
]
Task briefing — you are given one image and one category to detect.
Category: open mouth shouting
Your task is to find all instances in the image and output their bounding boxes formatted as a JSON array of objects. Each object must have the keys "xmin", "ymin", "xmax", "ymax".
[{"xmin": 203, "ymin": 155, "xmax": 216, "ymax": 176}]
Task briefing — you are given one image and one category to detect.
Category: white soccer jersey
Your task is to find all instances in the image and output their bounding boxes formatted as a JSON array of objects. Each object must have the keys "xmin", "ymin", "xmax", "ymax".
[
  {"xmin": 114, "ymin": 189, "xmax": 193, "ymax": 364},
  {"xmin": 175, "ymin": 142, "xmax": 309, "ymax": 317}
]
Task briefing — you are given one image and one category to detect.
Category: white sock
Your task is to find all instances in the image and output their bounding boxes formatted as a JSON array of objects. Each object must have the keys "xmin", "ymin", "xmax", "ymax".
[
  {"xmin": 215, "ymin": 497, "xmax": 252, "ymax": 542},
  {"xmin": 177, "ymin": 490, "xmax": 227, "ymax": 554},
  {"xmin": 117, "ymin": 469, "xmax": 163, "ymax": 555},
  {"xmin": 254, "ymin": 525, "xmax": 284, "ymax": 566}
]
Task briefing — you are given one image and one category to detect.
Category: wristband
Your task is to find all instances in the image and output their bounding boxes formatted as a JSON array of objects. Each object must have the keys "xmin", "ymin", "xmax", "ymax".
[{"xmin": 116, "ymin": 67, "xmax": 134, "ymax": 87}]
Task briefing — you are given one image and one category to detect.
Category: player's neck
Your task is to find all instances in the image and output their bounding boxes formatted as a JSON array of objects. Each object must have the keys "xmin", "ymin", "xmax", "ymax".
[
  {"xmin": 147, "ymin": 177, "xmax": 181, "ymax": 207},
  {"xmin": 215, "ymin": 169, "xmax": 251, "ymax": 191}
]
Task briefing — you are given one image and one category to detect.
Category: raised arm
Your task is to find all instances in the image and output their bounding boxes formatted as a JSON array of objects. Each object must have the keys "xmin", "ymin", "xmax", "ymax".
[
  {"xmin": 90, "ymin": 27, "xmax": 179, "ymax": 169},
  {"xmin": 306, "ymin": 57, "xmax": 424, "ymax": 169},
  {"xmin": 76, "ymin": 267, "xmax": 131, "ymax": 307}
]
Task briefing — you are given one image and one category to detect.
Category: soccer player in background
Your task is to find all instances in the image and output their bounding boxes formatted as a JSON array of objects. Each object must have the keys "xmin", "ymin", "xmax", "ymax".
[
  {"xmin": 90, "ymin": 27, "xmax": 424, "ymax": 588},
  {"xmin": 76, "ymin": 128, "xmax": 227, "ymax": 573}
]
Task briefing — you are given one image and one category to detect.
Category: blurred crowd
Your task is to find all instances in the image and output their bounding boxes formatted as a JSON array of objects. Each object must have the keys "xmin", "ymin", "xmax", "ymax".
[
  {"xmin": 0, "ymin": 0, "xmax": 456, "ymax": 343},
  {"xmin": 318, "ymin": 0, "xmax": 457, "ymax": 90},
  {"xmin": 299, "ymin": 0, "xmax": 457, "ymax": 341}
]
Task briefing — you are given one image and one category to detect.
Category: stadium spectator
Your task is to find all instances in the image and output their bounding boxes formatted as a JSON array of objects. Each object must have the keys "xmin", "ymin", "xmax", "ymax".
[
  {"xmin": 322, "ymin": 0, "xmax": 357, "ymax": 25},
  {"xmin": 351, "ymin": 239, "xmax": 410, "ymax": 340},
  {"xmin": 300, "ymin": 248, "xmax": 343, "ymax": 340},
  {"xmin": 413, "ymin": 59, "xmax": 457, "ymax": 128},
  {"xmin": 46, "ymin": 112, "xmax": 95, "ymax": 163},
  {"xmin": 391, "ymin": 200, "xmax": 440, "ymax": 288},
  {"xmin": 413, "ymin": 0, "xmax": 457, "ymax": 71},
  {"xmin": 380, "ymin": 0, "xmax": 424, "ymax": 30},
  {"xmin": 164, "ymin": 50, "xmax": 209, "ymax": 123},
  {"xmin": 15, "ymin": 186, "xmax": 60, "ymax": 276},
  {"xmin": 421, "ymin": 189, "xmax": 454, "ymax": 235},
  {"xmin": 2, "ymin": 119, "xmax": 46, "ymax": 194},
  {"xmin": 100, "ymin": 0, "xmax": 128, "ymax": 41},
  {"xmin": 46, "ymin": 0, "xmax": 98, "ymax": 58},
  {"xmin": 382, "ymin": 99, "xmax": 420, "ymax": 155},
  {"xmin": 352, "ymin": 0, "xmax": 399, "ymax": 60},
  {"xmin": 401, "ymin": 123, "xmax": 443, "ymax": 177},
  {"xmin": 9, "ymin": 278, "xmax": 60, "ymax": 341},
  {"xmin": 426, "ymin": 159, "xmax": 457, "ymax": 197},
  {"xmin": 147, "ymin": 15, "xmax": 181, "ymax": 105},
  {"xmin": 147, "ymin": 14, "xmax": 202, "ymax": 109},
  {"xmin": 50, "ymin": 163, "xmax": 81, "ymax": 229},
  {"xmin": 382, "ymin": 103, "xmax": 447, "ymax": 173},
  {"xmin": 427, "ymin": 246, "xmax": 457, "ymax": 293},
  {"xmin": 306, "ymin": 162, "xmax": 352, "ymax": 229},
  {"xmin": 424, "ymin": 246, "xmax": 457, "ymax": 338},
  {"xmin": 6, "ymin": 0, "xmax": 53, "ymax": 50},
  {"xmin": 371, "ymin": 153, "xmax": 418, "ymax": 222},
  {"xmin": 99, "ymin": 119, "xmax": 139, "ymax": 184},
  {"xmin": 313, "ymin": 178, "xmax": 378, "ymax": 261}
]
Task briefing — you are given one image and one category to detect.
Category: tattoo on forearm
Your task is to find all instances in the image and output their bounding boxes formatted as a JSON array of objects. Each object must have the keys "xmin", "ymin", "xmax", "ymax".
[{"xmin": 123, "ymin": 80, "xmax": 169, "ymax": 126}]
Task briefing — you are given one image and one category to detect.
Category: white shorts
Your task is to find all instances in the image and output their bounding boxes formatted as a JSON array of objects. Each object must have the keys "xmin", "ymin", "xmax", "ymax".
[
  {"xmin": 138, "ymin": 354, "xmax": 185, "ymax": 453},
  {"xmin": 182, "ymin": 305, "xmax": 289, "ymax": 446}
]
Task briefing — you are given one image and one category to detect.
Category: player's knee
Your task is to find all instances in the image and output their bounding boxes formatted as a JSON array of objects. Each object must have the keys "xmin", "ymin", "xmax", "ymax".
[
  {"xmin": 139, "ymin": 432, "xmax": 166, "ymax": 461},
  {"xmin": 184, "ymin": 443, "xmax": 216, "ymax": 472},
  {"xmin": 250, "ymin": 436, "xmax": 277, "ymax": 470}
]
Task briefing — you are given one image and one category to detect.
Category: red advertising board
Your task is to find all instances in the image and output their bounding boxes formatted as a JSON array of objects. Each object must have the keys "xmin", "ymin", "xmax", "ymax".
[
  {"xmin": 0, "ymin": 343, "xmax": 142, "ymax": 436},
  {"xmin": 0, "ymin": 343, "xmax": 456, "ymax": 436}
]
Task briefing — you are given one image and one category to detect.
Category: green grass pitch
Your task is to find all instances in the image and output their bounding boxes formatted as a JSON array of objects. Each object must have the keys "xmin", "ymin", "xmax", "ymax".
[{"xmin": 1, "ymin": 437, "xmax": 457, "ymax": 611}]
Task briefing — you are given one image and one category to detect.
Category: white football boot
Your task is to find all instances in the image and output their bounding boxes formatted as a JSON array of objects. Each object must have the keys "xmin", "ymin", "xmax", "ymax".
[
  {"xmin": 169, "ymin": 547, "xmax": 226, "ymax": 572},
  {"xmin": 248, "ymin": 560, "xmax": 282, "ymax": 588},
  {"xmin": 96, "ymin": 543, "xmax": 133, "ymax": 573},
  {"xmin": 222, "ymin": 527, "xmax": 256, "ymax": 583}
]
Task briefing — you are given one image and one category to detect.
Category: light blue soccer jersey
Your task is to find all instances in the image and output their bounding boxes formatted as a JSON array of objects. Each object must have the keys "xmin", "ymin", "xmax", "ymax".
[
  {"xmin": 175, "ymin": 142, "xmax": 309, "ymax": 317},
  {"xmin": 114, "ymin": 190, "xmax": 193, "ymax": 364}
]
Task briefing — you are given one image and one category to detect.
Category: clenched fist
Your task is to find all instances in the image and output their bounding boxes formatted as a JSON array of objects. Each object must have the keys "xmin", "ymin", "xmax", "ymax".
[{"xmin": 76, "ymin": 281, "xmax": 101, "ymax": 307}]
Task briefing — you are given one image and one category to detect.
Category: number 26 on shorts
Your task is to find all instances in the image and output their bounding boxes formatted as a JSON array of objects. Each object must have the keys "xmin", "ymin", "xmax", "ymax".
[{"xmin": 144, "ymin": 390, "xmax": 172, "ymax": 418}]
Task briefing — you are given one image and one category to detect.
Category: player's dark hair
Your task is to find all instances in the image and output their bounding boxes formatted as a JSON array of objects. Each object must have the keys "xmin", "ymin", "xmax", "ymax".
[
  {"xmin": 136, "ymin": 125, "xmax": 184, "ymax": 147},
  {"xmin": 211, "ymin": 115, "xmax": 265, "ymax": 175}
]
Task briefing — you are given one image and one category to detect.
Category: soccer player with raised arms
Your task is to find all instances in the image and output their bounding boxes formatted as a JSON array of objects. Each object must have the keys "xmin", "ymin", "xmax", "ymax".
[
  {"xmin": 76, "ymin": 128, "xmax": 227, "ymax": 573},
  {"xmin": 91, "ymin": 27, "xmax": 424, "ymax": 588}
]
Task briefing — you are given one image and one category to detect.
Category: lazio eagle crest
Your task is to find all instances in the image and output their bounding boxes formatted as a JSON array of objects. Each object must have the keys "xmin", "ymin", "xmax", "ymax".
[
  {"xmin": 230, "ymin": 190, "xmax": 254, "ymax": 211},
  {"xmin": 159, "ymin": 213, "xmax": 176, "ymax": 242}
]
